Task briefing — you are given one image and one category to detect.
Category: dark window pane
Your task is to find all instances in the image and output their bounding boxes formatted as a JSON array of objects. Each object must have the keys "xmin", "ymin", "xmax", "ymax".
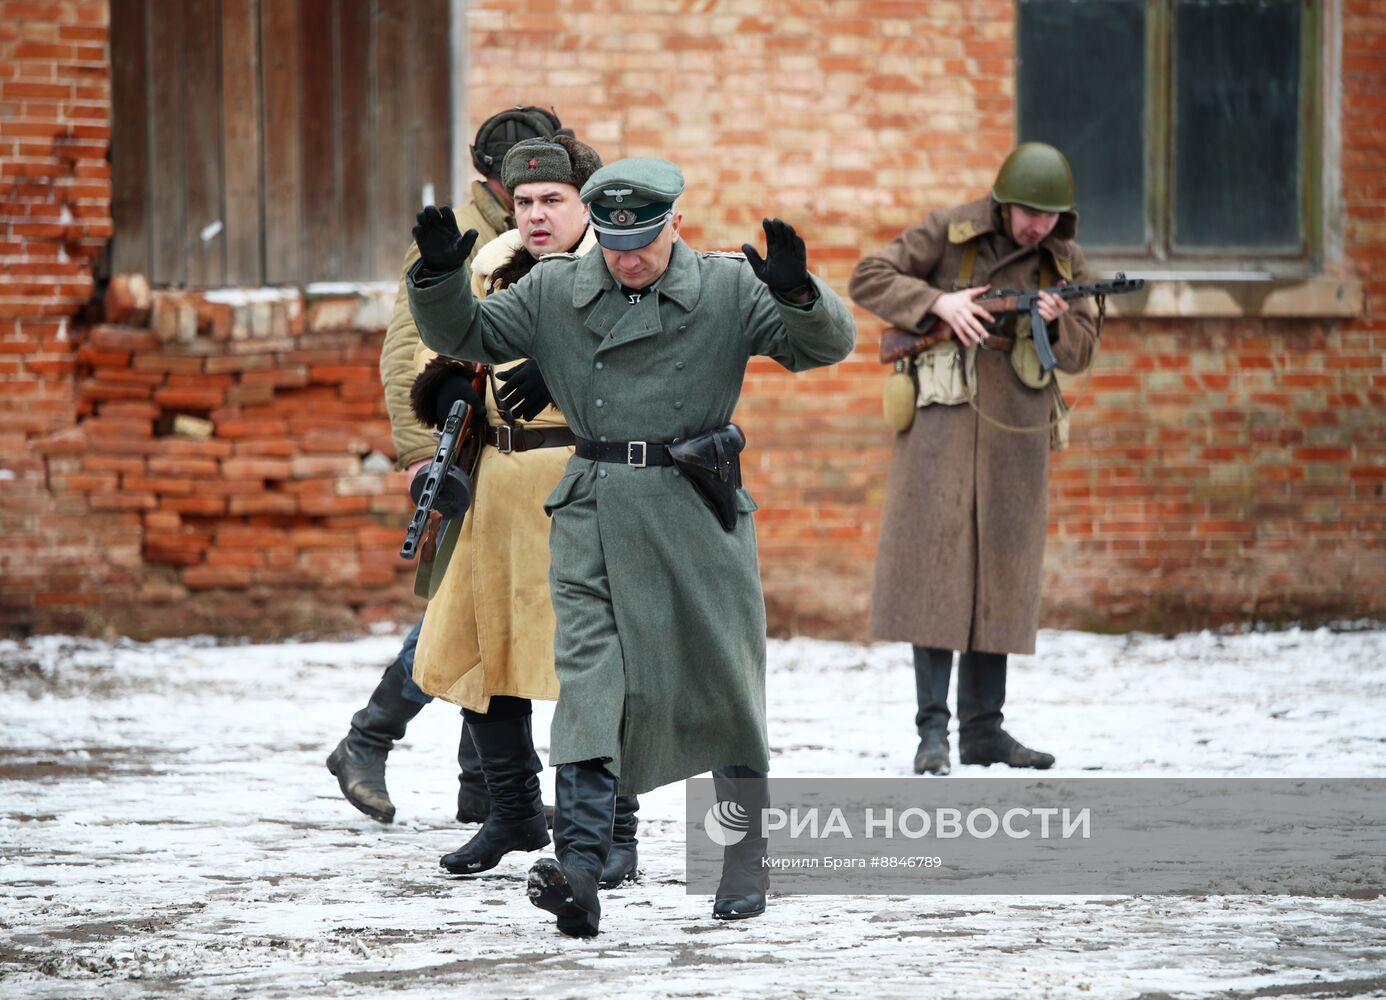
[
  {"xmin": 1018, "ymin": 0, "xmax": 1148, "ymax": 251},
  {"xmin": 1172, "ymin": 0, "xmax": 1302, "ymax": 252}
]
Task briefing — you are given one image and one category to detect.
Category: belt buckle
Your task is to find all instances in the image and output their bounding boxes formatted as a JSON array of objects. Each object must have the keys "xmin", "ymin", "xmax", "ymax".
[
  {"xmin": 627, "ymin": 441, "xmax": 647, "ymax": 468},
  {"xmin": 495, "ymin": 424, "xmax": 514, "ymax": 453}
]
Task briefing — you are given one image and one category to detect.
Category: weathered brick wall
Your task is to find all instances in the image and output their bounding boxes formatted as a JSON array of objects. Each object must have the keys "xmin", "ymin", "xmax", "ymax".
[
  {"xmin": 469, "ymin": 0, "xmax": 1383, "ymax": 637},
  {"xmin": 1, "ymin": 1, "xmax": 1382, "ymax": 639},
  {"xmin": 4, "ymin": 273, "xmax": 419, "ymax": 637},
  {"xmin": 0, "ymin": 2, "xmax": 418, "ymax": 637},
  {"xmin": 2, "ymin": 0, "xmax": 116, "ymax": 634}
]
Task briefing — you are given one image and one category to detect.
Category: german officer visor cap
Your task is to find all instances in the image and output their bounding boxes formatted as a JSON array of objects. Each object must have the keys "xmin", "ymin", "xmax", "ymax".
[{"xmin": 580, "ymin": 157, "xmax": 685, "ymax": 250}]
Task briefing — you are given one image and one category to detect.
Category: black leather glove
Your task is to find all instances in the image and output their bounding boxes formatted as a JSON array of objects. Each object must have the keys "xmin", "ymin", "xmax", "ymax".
[
  {"xmin": 742, "ymin": 217, "xmax": 810, "ymax": 295},
  {"xmin": 412, "ymin": 205, "xmax": 478, "ymax": 273},
  {"xmin": 410, "ymin": 464, "xmax": 472, "ymax": 520},
  {"xmin": 433, "ymin": 371, "xmax": 483, "ymax": 427},
  {"xmin": 494, "ymin": 359, "xmax": 554, "ymax": 422}
]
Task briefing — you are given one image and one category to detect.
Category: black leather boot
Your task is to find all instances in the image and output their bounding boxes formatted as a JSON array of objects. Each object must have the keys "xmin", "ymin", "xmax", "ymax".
[
  {"xmin": 440, "ymin": 714, "xmax": 550, "ymax": 874},
  {"xmin": 455, "ymin": 723, "xmax": 491, "ymax": 823},
  {"xmin": 912, "ymin": 646, "xmax": 952, "ymax": 775},
  {"xmin": 598, "ymin": 795, "xmax": 640, "ymax": 889},
  {"xmin": 527, "ymin": 760, "xmax": 616, "ymax": 938},
  {"xmin": 712, "ymin": 765, "xmax": 770, "ymax": 920},
  {"xmin": 325, "ymin": 657, "xmax": 426, "ymax": 823},
  {"xmin": 957, "ymin": 651, "xmax": 1054, "ymax": 769}
]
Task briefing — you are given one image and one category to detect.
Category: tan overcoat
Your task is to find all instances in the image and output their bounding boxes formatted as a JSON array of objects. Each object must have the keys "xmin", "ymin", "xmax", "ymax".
[
  {"xmin": 850, "ymin": 196, "xmax": 1096, "ymax": 655},
  {"xmin": 412, "ymin": 227, "xmax": 598, "ymax": 711},
  {"xmin": 379, "ymin": 181, "xmax": 512, "ymax": 471}
]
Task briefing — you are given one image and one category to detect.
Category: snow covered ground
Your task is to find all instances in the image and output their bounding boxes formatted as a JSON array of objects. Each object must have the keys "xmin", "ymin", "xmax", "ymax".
[{"xmin": 2, "ymin": 625, "xmax": 1385, "ymax": 999}]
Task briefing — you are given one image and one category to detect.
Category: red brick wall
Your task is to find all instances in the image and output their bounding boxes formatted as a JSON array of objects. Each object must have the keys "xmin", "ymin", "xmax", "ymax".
[
  {"xmin": 0, "ymin": 2, "xmax": 417, "ymax": 637},
  {"xmin": 1, "ymin": 1, "xmax": 1382, "ymax": 639},
  {"xmin": 469, "ymin": 0, "xmax": 1383, "ymax": 637}
]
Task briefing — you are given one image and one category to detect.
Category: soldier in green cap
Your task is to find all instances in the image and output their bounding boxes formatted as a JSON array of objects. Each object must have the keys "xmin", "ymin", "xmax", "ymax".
[
  {"xmin": 329, "ymin": 106, "xmax": 567, "ymax": 829},
  {"xmin": 406, "ymin": 156, "xmax": 856, "ymax": 937},
  {"xmin": 850, "ymin": 142, "xmax": 1098, "ymax": 778}
]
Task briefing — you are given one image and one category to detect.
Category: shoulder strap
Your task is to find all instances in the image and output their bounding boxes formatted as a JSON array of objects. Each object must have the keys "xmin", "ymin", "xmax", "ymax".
[{"xmin": 952, "ymin": 240, "xmax": 979, "ymax": 291}]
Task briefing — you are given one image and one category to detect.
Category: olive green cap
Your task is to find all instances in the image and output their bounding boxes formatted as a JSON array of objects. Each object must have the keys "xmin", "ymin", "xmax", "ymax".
[
  {"xmin": 501, "ymin": 136, "xmax": 603, "ymax": 194},
  {"xmin": 992, "ymin": 142, "xmax": 1076, "ymax": 213},
  {"xmin": 580, "ymin": 157, "xmax": 684, "ymax": 250}
]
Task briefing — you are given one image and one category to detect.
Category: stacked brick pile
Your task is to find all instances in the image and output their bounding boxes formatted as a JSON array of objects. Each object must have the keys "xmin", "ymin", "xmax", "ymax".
[{"xmin": 19, "ymin": 279, "xmax": 418, "ymax": 636}]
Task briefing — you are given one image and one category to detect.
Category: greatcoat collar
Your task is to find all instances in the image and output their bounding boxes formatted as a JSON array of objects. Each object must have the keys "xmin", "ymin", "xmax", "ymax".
[{"xmin": 572, "ymin": 238, "xmax": 702, "ymax": 312}]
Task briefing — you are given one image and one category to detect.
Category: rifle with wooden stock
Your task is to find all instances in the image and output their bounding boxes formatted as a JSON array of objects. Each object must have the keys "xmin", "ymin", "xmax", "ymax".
[{"xmin": 878, "ymin": 273, "xmax": 1145, "ymax": 367}]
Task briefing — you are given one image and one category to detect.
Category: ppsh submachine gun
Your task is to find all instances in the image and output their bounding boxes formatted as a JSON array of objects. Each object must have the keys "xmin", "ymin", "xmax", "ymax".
[
  {"xmin": 879, "ymin": 274, "xmax": 1146, "ymax": 367},
  {"xmin": 399, "ymin": 395, "xmax": 482, "ymax": 561}
]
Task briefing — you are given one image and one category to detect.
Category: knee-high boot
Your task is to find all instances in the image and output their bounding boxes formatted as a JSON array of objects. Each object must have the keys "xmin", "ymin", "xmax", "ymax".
[
  {"xmin": 912, "ymin": 645, "xmax": 953, "ymax": 775},
  {"xmin": 599, "ymin": 795, "xmax": 640, "ymax": 889},
  {"xmin": 712, "ymin": 765, "xmax": 770, "ymax": 920},
  {"xmin": 957, "ymin": 651, "xmax": 1054, "ymax": 769},
  {"xmin": 527, "ymin": 760, "xmax": 616, "ymax": 938},
  {"xmin": 455, "ymin": 723, "xmax": 491, "ymax": 823},
  {"xmin": 325, "ymin": 656, "xmax": 426, "ymax": 823},
  {"xmin": 440, "ymin": 713, "xmax": 550, "ymax": 874}
]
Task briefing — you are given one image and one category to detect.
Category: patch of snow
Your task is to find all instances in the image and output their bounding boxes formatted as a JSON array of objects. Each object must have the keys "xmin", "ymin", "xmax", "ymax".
[{"xmin": 2, "ymin": 627, "xmax": 1384, "ymax": 998}]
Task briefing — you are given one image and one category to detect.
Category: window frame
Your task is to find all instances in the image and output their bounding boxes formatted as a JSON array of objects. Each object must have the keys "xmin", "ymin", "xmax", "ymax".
[{"xmin": 1016, "ymin": 0, "xmax": 1330, "ymax": 279}]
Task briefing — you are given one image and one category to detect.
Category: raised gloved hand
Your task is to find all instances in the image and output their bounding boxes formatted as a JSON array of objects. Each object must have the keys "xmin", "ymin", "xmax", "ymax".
[
  {"xmin": 412, "ymin": 205, "xmax": 478, "ymax": 273},
  {"xmin": 742, "ymin": 217, "xmax": 810, "ymax": 296},
  {"xmin": 494, "ymin": 359, "xmax": 554, "ymax": 422},
  {"xmin": 410, "ymin": 464, "xmax": 472, "ymax": 520}
]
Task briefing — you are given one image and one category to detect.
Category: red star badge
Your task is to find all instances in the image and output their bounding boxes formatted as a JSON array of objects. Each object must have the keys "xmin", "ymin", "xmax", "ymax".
[{"xmin": 528, "ymin": 158, "xmax": 538, "ymax": 169}]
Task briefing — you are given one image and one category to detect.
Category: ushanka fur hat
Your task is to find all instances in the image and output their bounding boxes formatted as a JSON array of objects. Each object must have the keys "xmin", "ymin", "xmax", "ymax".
[{"xmin": 501, "ymin": 135, "xmax": 603, "ymax": 195}]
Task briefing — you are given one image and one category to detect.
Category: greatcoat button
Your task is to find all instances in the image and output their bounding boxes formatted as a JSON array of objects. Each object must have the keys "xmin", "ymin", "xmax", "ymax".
[
  {"xmin": 674, "ymin": 401, "xmax": 683, "ymax": 409},
  {"xmin": 598, "ymin": 469, "xmax": 608, "ymax": 478},
  {"xmin": 595, "ymin": 361, "xmax": 604, "ymax": 370},
  {"xmin": 595, "ymin": 398, "xmax": 604, "ymax": 407},
  {"xmin": 675, "ymin": 361, "xmax": 685, "ymax": 370}
]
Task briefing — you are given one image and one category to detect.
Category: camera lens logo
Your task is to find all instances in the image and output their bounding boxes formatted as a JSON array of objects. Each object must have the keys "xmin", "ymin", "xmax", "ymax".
[{"xmin": 703, "ymin": 800, "xmax": 750, "ymax": 847}]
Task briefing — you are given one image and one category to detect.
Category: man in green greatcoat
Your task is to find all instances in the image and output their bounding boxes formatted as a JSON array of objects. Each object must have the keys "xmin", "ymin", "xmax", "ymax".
[{"xmin": 406, "ymin": 157, "xmax": 856, "ymax": 937}]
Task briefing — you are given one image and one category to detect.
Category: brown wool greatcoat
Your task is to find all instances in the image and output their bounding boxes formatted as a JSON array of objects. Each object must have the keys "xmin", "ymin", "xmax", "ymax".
[{"xmin": 850, "ymin": 196, "xmax": 1096, "ymax": 655}]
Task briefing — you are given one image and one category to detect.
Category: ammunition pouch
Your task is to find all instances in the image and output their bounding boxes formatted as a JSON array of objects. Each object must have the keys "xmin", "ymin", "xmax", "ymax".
[
  {"xmin": 915, "ymin": 341, "xmax": 975, "ymax": 408},
  {"xmin": 667, "ymin": 423, "xmax": 746, "ymax": 532},
  {"xmin": 1009, "ymin": 328, "xmax": 1054, "ymax": 390}
]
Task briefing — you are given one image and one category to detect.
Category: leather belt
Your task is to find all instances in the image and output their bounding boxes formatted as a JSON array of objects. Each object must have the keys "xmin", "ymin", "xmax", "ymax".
[
  {"xmin": 484, "ymin": 424, "xmax": 578, "ymax": 454},
  {"xmin": 574, "ymin": 438, "xmax": 676, "ymax": 468},
  {"xmin": 979, "ymin": 333, "xmax": 1016, "ymax": 353}
]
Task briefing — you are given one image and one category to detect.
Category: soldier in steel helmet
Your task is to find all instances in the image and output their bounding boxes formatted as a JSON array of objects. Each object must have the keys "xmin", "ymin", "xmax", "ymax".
[
  {"xmin": 849, "ymin": 142, "xmax": 1098, "ymax": 778},
  {"xmin": 328, "ymin": 106, "xmax": 568, "ymax": 828}
]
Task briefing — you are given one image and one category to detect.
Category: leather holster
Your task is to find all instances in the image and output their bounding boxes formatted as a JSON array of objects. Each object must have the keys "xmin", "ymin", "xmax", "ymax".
[{"xmin": 668, "ymin": 423, "xmax": 746, "ymax": 532}]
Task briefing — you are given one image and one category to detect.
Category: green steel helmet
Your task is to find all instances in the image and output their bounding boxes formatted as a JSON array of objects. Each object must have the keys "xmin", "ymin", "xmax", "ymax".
[{"xmin": 991, "ymin": 142, "xmax": 1075, "ymax": 213}]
